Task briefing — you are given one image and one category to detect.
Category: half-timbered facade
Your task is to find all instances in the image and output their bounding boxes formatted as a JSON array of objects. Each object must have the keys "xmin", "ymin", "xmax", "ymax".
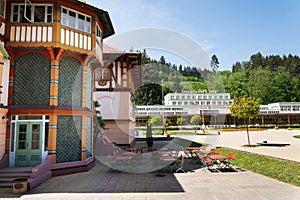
[{"xmin": 94, "ymin": 44, "xmax": 141, "ymax": 146}]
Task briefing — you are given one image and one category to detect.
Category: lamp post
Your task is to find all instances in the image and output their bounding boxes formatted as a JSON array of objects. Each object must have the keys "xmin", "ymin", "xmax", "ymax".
[
  {"xmin": 161, "ymin": 79, "xmax": 164, "ymax": 105},
  {"xmin": 161, "ymin": 79, "xmax": 165, "ymax": 135}
]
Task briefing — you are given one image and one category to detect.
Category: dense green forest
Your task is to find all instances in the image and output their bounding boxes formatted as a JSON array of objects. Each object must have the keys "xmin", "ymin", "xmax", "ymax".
[{"xmin": 135, "ymin": 50, "xmax": 300, "ymax": 105}]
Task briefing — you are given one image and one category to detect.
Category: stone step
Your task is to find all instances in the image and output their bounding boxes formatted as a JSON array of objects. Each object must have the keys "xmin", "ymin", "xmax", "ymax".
[
  {"xmin": 0, "ymin": 168, "xmax": 31, "ymax": 188},
  {"xmin": 0, "ymin": 182, "xmax": 13, "ymax": 188},
  {"xmin": 0, "ymin": 168, "xmax": 32, "ymax": 174},
  {"xmin": 0, "ymin": 173, "xmax": 30, "ymax": 178}
]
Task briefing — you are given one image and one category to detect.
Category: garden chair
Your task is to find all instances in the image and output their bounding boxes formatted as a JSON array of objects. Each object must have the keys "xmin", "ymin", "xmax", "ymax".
[
  {"xmin": 221, "ymin": 153, "xmax": 236, "ymax": 170},
  {"xmin": 208, "ymin": 149, "xmax": 219, "ymax": 155},
  {"xmin": 199, "ymin": 154, "xmax": 223, "ymax": 172},
  {"xmin": 174, "ymin": 154, "xmax": 185, "ymax": 173}
]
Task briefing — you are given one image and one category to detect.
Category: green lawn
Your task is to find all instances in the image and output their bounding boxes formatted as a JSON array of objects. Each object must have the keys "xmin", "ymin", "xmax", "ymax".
[
  {"xmin": 218, "ymin": 148, "xmax": 300, "ymax": 187},
  {"xmin": 293, "ymin": 135, "xmax": 300, "ymax": 139}
]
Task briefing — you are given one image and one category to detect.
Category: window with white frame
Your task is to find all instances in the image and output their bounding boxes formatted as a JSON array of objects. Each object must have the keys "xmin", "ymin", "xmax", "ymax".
[
  {"xmin": 61, "ymin": 7, "xmax": 91, "ymax": 33},
  {"xmin": 96, "ymin": 24, "xmax": 102, "ymax": 42},
  {"xmin": 11, "ymin": 4, "xmax": 53, "ymax": 23}
]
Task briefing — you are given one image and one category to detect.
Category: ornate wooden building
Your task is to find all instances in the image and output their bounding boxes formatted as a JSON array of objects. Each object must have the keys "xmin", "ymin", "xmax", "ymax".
[
  {"xmin": 2, "ymin": 0, "xmax": 115, "ymax": 174},
  {"xmin": 94, "ymin": 44, "xmax": 141, "ymax": 146}
]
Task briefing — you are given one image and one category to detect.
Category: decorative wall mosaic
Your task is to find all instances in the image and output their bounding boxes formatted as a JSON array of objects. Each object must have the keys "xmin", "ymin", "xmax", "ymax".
[
  {"xmin": 13, "ymin": 53, "xmax": 50, "ymax": 105},
  {"xmin": 86, "ymin": 116, "xmax": 92, "ymax": 158},
  {"xmin": 56, "ymin": 116, "xmax": 82, "ymax": 163},
  {"xmin": 58, "ymin": 56, "xmax": 82, "ymax": 107}
]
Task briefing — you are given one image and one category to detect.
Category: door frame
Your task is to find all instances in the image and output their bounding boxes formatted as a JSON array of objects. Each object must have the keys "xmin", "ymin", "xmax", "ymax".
[
  {"xmin": 9, "ymin": 115, "xmax": 49, "ymax": 167},
  {"xmin": 15, "ymin": 122, "xmax": 43, "ymax": 167}
]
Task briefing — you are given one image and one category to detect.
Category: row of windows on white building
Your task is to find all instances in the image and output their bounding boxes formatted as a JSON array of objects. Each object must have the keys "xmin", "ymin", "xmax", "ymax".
[{"xmin": 164, "ymin": 92, "xmax": 231, "ymax": 106}]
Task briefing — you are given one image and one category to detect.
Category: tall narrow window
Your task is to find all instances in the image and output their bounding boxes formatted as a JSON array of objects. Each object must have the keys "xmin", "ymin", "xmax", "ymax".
[
  {"xmin": 86, "ymin": 17, "xmax": 91, "ymax": 33},
  {"xmin": 96, "ymin": 24, "xmax": 102, "ymax": 42},
  {"xmin": 34, "ymin": 6, "xmax": 45, "ymax": 22},
  {"xmin": 69, "ymin": 10, "xmax": 76, "ymax": 28},
  {"xmin": 78, "ymin": 14, "xmax": 85, "ymax": 31},
  {"xmin": 12, "ymin": 5, "xmax": 19, "ymax": 21},
  {"xmin": 46, "ymin": 6, "xmax": 52, "ymax": 22},
  {"xmin": 61, "ymin": 8, "xmax": 67, "ymax": 25}
]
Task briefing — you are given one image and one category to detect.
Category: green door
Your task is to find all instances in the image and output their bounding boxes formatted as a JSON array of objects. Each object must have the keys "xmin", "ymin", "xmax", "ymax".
[{"xmin": 15, "ymin": 122, "xmax": 43, "ymax": 167}]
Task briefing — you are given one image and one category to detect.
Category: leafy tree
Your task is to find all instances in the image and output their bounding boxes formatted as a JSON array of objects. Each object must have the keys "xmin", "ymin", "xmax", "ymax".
[
  {"xmin": 191, "ymin": 81, "xmax": 207, "ymax": 91},
  {"xmin": 206, "ymin": 72, "xmax": 225, "ymax": 92},
  {"xmin": 270, "ymin": 71, "xmax": 292, "ymax": 103},
  {"xmin": 247, "ymin": 67, "xmax": 272, "ymax": 104},
  {"xmin": 210, "ymin": 54, "xmax": 219, "ymax": 72},
  {"xmin": 232, "ymin": 61, "xmax": 242, "ymax": 72},
  {"xmin": 150, "ymin": 116, "xmax": 163, "ymax": 126},
  {"xmin": 159, "ymin": 55, "xmax": 166, "ymax": 65},
  {"xmin": 141, "ymin": 49, "xmax": 151, "ymax": 64},
  {"xmin": 178, "ymin": 64, "xmax": 183, "ymax": 73},
  {"xmin": 226, "ymin": 68, "xmax": 248, "ymax": 98},
  {"xmin": 265, "ymin": 55, "xmax": 282, "ymax": 71},
  {"xmin": 190, "ymin": 115, "xmax": 202, "ymax": 125},
  {"xmin": 290, "ymin": 77, "xmax": 300, "ymax": 102},
  {"xmin": 135, "ymin": 83, "xmax": 163, "ymax": 105},
  {"xmin": 230, "ymin": 96, "xmax": 260, "ymax": 146},
  {"xmin": 250, "ymin": 52, "xmax": 264, "ymax": 68},
  {"xmin": 177, "ymin": 117, "xmax": 187, "ymax": 126}
]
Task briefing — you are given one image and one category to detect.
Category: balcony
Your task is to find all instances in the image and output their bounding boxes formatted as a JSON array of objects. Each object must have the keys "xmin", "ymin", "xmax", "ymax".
[
  {"xmin": 60, "ymin": 25, "xmax": 91, "ymax": 51},
  {"xmin": 7, "ymin": 23, "xmax": 102, "ymax": 57}
]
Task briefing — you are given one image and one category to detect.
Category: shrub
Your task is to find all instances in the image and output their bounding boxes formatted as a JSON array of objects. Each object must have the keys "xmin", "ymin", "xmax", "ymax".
[
  {"xmin": 177, "ymin": 117, "xmax": 187, "ymax": 126},
  {"xmin": 149, "ymin": 116, "xmax": 163, "ymax": 126},
  {"xmin": 190, "ymin": 115, "xmax": 202, "ymax": 125}
]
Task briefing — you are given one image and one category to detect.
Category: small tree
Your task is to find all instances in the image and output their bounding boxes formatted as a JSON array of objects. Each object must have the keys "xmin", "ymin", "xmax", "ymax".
[
  {"xmin": 177, "ymin": 117, "xmax": 187, "ymax": 126},
  {"xmin": 210, "ymin": 54, "xmax": 219, "ymax": 72},
  {"xmin": 150, "ymin": 116, "xmax": 163, "ymax": 126},
  {"xmin": 230, "ymin": 96, "xmax": 260, "ymax": 146},
  {"xmin": 94, "ymin": 101, "xmax": 106, "ymax": 129},
  {"xmin": 190, "ymin": 115, "xmax": 202, "ymax": 125}
]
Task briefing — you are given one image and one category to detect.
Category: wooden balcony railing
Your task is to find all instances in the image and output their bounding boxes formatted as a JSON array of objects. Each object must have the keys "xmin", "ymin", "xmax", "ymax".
[
  {"xmin": 60, "ymin": 25, "xmax": 92, "ymax": 51},
  {"xmin": 10, "ymin": 24, "xmax": 53, "ymax": 43},
  {"xmin": 8, "ymin": 23, "xmax": 102, "ymax": 54}
]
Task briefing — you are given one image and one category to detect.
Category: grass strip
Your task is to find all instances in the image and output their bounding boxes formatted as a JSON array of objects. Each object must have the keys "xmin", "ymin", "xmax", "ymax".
[{"xmin": 218, "ymin": 147, "xmax": 300, "ymax": 187}]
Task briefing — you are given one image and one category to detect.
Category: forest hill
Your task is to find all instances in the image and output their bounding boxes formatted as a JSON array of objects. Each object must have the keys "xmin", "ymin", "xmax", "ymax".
[{"xmin": 135, "ymin": 51, "xmax": 300, "ymax": 106}]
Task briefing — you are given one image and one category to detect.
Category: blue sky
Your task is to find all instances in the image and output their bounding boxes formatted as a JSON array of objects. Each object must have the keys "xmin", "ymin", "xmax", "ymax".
[{"xmin": 88, "ymin": 0, "xmax": 300, "ymax": 71}]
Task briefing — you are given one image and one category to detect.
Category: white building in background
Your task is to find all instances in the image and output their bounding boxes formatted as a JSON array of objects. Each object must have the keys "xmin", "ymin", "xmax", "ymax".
[
  {"xmin": 136, "ymin": 91, "xmax": 300, "ymax": 126},
  {"xmin": 259, "ymin": 102, "xmax": 300, "ymax": 115},
  {"xmin": 164, "ymin": 91, "xmax": 231, "ymax": 107},
  {"xmin": 136, "ymin": 91, "xmax": 232, "ymax": 118}
]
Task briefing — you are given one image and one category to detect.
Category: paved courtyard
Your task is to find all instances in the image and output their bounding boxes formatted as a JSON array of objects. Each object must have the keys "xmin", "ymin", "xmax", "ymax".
[
  {"xmin": 1, "ymin": 159, "xmax": 300, "ymax": 200},
  {"xmin": 1, "ymin": 129, "xmax": 300, "ymax": 200}
]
